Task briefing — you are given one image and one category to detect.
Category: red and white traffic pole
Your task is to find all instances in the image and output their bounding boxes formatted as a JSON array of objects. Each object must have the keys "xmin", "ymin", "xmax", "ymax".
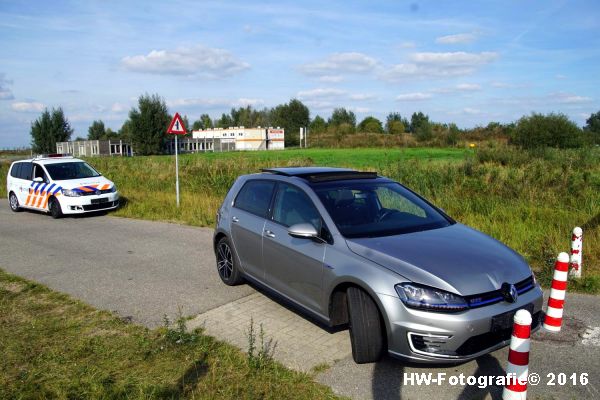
[
  {"xmin": 543, "ymin": 252, "xmax": 569, "ymax": 332},
  {"xmin": 503, "ymin": 309, "xmax": 532, "ymax": 400},
  {"xmin": 569, "ymin": 227, "xmax": 583, "ymax": 279}
]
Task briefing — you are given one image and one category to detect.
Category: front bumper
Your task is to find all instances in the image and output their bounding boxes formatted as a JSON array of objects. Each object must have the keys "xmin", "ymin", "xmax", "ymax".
[
  {"xmin": 57, "ymin": 192, "xmax": 120, "ymax": 214},
  {"xmin": 380, "ymin": 284, "xmax": 544, "ymax": 363}
]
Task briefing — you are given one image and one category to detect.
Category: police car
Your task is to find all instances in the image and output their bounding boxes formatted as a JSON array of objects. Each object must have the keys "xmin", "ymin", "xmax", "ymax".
[{"xmin": 6, "ymin": 154, "xmax": 119, "ymax": 218}]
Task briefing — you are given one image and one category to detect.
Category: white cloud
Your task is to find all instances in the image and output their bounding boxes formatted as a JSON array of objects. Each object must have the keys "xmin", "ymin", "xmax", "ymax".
[
  {"xmin": 11, "ymin": 101, "xmax": 45, "ymax": 112},
  {"xmin": 297, "ymin": 88, "xmax": 347, "ymax": 99},
  {"xmin": 551, "ymin": 92, "xmax": 592, "ymax": 104},
  {"xmin": 463, "ymin": 107, "xmax": 481, "ymax": 114},
  {"xmin": 167, "ymin": 97, "xmax": 264, "ymax": 108},
  {"xmin": 350, "ymin": 106, "xmax": 370, "ymax": 113},
  {"xmin": 0, "ymin": 73, "xmax": 14, "ymax": 100},
  {"xmin": 111, "ymin": 102, "xmax": 128, "ymax": 113},
  {"xmin": 318, "ymin": 75, "xmax": 344, "ymax": 83},
  {"xmin": 456, "ymin": 83, "xmax": 481, "ymax": 91},
  {"xmin": 121, "ymin": 44, "xmax": 250, "ymax": 78},
  {"xmin": 300, "ymin": 52, "xmax": 377, "ymax": 76},
  {"xmin": 382, "ymin": 51, "xmax": 498, "ymax": 81},
  {"xmin": 491, "ymin": 81, "xmax": 515, "ymax": 88},
  {"xmin": 435, "ymin": 33, "xmax": 477, "ymax": 44},
  {"xmin": 399, "ymin": 41, "xmax": 417, "ymax": 49},
  {"xmin": 396, "ymin": 92, "xmax": 432, "ymax": 101},
  {"xmin": 349, "ymin": 93, "xmax": 377, "ymax": 101}
]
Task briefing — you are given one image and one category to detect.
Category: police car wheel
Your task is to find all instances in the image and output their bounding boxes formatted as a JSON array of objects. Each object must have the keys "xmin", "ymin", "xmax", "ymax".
[
  {"xmin": 49, "ymin": 197, "xmax": 63, "ymax": 219},
  {"xmin": 9, "ymin": 192, "xmax": 21, "ymax": 212}
]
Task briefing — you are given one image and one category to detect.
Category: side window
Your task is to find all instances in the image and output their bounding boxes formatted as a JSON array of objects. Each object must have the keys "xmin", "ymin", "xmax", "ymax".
[
  {"xmin": 18, "ymin": 162, "xmax": 33, "ymax": 181},
  {"xmin": 272, "ymin": 183, "xmax": 322, "ymax": 231},
  {"xmin": 375, "ymin": 187, "xmax": 427, "ymax": 218},
  {"xmin": 33, "ymin": 164, "xmax": 48, "ymax": 182},
  {"xmin": 10, "ymin": 163, "xmax": 22, "ymax": 178},
  {"xmin": 234, "ymin": 180, "xmax": 276, "ymax": 218}
]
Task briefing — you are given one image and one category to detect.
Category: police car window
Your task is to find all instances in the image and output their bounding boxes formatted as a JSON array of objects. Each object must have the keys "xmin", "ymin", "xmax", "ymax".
[
  {"xmin": 33, "ymin": 164, "xmax": 47, "ymax": 182},
  {"xmin": 18, "ymin": 162, "xmax": 33, "ymax": 180},
  {"xmin": 10, "ymin": 163, "xmax": 22, "ymax": 178},
  {"xmin": 44, "ymin": 162, "xmax": 101, "ymax": 180},
  {"xmin": 234, "ymin": 180, "xmax": 276, "ymax": 218}
]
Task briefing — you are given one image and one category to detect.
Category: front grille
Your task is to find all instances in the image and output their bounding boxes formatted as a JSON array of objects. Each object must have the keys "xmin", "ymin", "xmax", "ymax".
[
  {"xmin": 465, "ymin": 276, "xmax": 535, "ymax": 308},
  {"xmin": 455, "ymin": 311, "xmax": 541, "ymax": 356},
  {"xmin": 80, "ymin": 188, "xmax": 113, "ymax": 196},
  {"xmin": 82, "ymin": 201, "xmax": 118, "ymax": 211}
]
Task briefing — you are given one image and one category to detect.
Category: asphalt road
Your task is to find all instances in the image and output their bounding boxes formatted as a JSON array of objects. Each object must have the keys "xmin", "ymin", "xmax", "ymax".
[
  {"xmin": 0, "ymin": 200, "xmax": 253, "ymax": 327},
  {"xmin": 1, "ymin": 200, "xmax": 599, "ymax": 399}
]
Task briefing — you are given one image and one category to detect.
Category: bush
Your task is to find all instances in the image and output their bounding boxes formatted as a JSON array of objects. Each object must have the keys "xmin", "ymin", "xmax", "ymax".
[{"xmin": 512, "ymin": 113, "xmax": 584, "ymax": 149}]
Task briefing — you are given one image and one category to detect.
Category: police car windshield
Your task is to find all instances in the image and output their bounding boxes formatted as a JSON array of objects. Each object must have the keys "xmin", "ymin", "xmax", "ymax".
[{"xmin": 44, "ymin": 162, "xmax": 101, "ymax": 180}]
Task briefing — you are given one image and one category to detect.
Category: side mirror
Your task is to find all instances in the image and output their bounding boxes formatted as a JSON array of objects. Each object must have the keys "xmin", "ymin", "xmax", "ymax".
[
  {"xmin": 33, "ymin": 177, "xmax": 43, "ymax": 183},
  {"xmin": 288, "ymin": 223, "xmax": 319, "ymax": 239}
]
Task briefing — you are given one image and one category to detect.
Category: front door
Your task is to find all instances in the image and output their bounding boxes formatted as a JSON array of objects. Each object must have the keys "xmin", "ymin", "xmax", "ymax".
[{"xmin": 262, "ymin": 183, "xmax": 326, "ymax": 314}]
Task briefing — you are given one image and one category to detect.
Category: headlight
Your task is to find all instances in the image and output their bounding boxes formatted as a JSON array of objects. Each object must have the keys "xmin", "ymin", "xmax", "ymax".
[
  {"xmin": 109, "ymin": 185, "xmax": 117, "ymax": 193},
  {"xmin": 62, "ymin": 189, "xmax": 81, "ymax": 197},
  {"xmin": 395, "ymin": 283, "xmax": 468, "ymax": 312}
]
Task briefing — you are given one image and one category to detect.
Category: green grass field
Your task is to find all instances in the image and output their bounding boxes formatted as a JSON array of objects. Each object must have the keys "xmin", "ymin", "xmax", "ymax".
[
  {"xmin": 0, "ymin": 269, "xmax": 341, "ymax": 399},
  {"xmin": 1, "ymin": 146, "xmax": 599, "ymax": 292}
]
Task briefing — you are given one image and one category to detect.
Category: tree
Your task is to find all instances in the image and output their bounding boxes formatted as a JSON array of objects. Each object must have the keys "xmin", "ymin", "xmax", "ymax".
[
  {"xmin": 128, "ymin": 93, "xmax": 171, "ymax": 155},
  {"xmin": 309, "ymin": 115, "xmax": 327, "ymax": 134},
  {"xmin": 329, "ymin": 108, "xmax": 356, "ymax": 128},
  {"xmin": 192, "ymin": 114, "xmax": 214, "ymax": 131},
  {"xmin": 585, "ymin": 111, "xmax": 600, "ymax": 144},
  {"xmin": 119, "ymin": 119, "xmax": 133, "ymax": 142},
  {"xmin": 216, "ymin": 113, "xmax": 234, "ymax": 128},
  {"xmin": 104, "ymin": 127, "xmax": 119, "ymax": 140},
  {"xmin": 30, "ymin": 107, "xmax": 73, "ymax": 153},
  {"xmin": 271, "ymin": 99, "xmax": 310, "ymax": 146},
  {"xmin": 358, "ymin": 116, "xmax": 384, "ymax": 133},
  {"xmin": 512, "ymin": 112, "xmax": 583, "ymax": 149},
  {"xmin": 410, "ymin": 111, "xmax": 429, "ymax": 133},
  {"xmin": 88, "ymin": 120, "xmax": 106, "ymax": 140},
  {"xmin": 385, "ymin": 112, "xmax": 408, "ymax": 134}
]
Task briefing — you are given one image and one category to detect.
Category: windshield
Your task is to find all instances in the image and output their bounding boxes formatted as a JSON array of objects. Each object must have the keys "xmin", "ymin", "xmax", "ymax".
[
  {"xmin": 44, "ymin": 162, "xmax": 101, "ymax": 180},
  {"xmin": 314, "ymin": 181, "xmax": 452, "ymax": 238}
]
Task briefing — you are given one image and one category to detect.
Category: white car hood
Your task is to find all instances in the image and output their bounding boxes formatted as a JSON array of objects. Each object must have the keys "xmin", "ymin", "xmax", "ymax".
[{"xmin": 53, "ymin": 176, "xmax": 114, "ymax": 190}]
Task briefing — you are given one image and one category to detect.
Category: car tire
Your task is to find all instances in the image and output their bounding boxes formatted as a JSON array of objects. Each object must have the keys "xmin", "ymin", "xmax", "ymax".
[
  {"xmin": 216, "ymin": 237, "xmax": 244, "ymax": 286},
  {"xmin": 9, "ymin": 192, "xmax": 21, "ymax": 212},
  {"xmin": 49, "ymin": 197, "xmax": 63, "ymax": 219},
  {"xmin": 347, "ymin": 286, "xmax": 385, "ymax": 364}
]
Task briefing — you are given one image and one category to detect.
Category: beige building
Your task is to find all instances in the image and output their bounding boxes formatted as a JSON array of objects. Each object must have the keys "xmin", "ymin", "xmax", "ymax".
[{"xmin": 192, "ymin": 127, "xmax": 285, "ymax": 151}]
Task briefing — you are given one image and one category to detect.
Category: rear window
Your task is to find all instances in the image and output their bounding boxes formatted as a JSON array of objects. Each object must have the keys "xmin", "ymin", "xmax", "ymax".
[
  {"xmin": 10, "ymin": 163, "xmax": 22, "ymax": 178},
  {"xmin": 234, "ymin": 180, "xmax": 276, "ymax": 218}
]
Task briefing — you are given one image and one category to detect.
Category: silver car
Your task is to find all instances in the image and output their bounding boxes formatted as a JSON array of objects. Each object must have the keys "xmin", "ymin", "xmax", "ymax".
[{"xmin": 213, "ymin": 167, "xmax": 543, "ymax": 364}]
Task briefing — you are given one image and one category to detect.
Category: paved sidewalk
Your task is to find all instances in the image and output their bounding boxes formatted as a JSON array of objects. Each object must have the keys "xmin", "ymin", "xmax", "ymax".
[{"xmin": 188, "ymin": 291, "xmax": 352, "ymax": 372}]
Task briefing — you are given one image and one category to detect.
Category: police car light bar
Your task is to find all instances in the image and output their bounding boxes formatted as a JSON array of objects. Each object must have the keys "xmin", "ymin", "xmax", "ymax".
[{"xmin": 34, "ymin": 153, "xmax": 73, "ymax": 159}]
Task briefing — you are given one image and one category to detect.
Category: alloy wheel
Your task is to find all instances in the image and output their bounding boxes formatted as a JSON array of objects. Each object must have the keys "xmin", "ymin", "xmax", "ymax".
[{"xmin": 217, "ymin": 242, "xmax": 234, "ymax": 280}]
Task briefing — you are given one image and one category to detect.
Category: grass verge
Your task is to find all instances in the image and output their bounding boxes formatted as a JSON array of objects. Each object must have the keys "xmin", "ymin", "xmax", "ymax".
[{"xmin": 0, "ymin": 269, "xmax": 342, "ymax": 400}]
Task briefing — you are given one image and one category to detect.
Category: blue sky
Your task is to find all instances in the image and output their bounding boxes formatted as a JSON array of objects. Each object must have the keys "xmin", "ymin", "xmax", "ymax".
[{"xmin": 1, "ymin": 0, "xmax": 598, "ymax": 147}]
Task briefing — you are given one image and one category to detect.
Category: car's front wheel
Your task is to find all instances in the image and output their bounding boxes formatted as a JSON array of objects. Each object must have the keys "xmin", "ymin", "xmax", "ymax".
[
  {"xmin": 347, "ymin": 286, "xmax": 385, "ymax": 363},
  {"xmin": 216, "ymin": 237, "xmax": 244, "ymax": 285},
  {"xmin": 49, "ymin": 197, "xmax": 63, "ymax": 219},
  {"xmin": 9, "ymin": 192, "xmax": 21, "ymax": 212}
]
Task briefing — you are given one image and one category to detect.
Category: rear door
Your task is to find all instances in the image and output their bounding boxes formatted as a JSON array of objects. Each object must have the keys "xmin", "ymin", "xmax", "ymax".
[
  {"xmin": 15, "ymin": 162, "xmax": 33, "ymax": 207},
  {"xmin": 230, "ymin": 179, "xmax": 276, "ymax": 280},
  {"xmin": 262, "ymin": 182, "xmax": 327, "ymax": 314}
]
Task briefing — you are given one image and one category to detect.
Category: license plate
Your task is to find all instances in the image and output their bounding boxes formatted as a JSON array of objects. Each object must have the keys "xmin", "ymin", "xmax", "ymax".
[
  {"xmin": 491, "ymin": 303, "xmax": 534, "ymax": 332},
  {"xmin": 91, "ymin": 197, "xmax": 109, "ymax": 204}
]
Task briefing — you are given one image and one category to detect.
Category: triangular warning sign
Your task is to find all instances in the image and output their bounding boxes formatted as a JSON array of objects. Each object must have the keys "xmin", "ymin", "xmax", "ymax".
[{"xmin": 167, "ymin": 112, "xmax": 187, "ymax": 134}]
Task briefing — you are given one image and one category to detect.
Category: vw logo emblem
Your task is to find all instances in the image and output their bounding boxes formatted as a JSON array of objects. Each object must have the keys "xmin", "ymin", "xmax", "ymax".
[
  {"xmin": 95, "ymin": 190, "xmax": 101, "ymax": 196},
  {"xmin": 501, "ymin": 283, "xmax": 518, "ymax": 303}
]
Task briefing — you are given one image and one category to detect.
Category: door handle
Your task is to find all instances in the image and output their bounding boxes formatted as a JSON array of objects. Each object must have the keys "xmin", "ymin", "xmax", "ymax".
[
  {"xmin": 232, "ymin": 216, "xmax": 239, "ymax": 223},
  {"xmin": 264, "ymin": 230, "xmax": 275, "ymax": 238}
]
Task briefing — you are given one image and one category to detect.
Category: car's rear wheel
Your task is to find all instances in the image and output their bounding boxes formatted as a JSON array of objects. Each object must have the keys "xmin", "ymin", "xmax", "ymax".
[
  {"xmin": 49, "ymin": 197, "xmax": 63, "ymax": 219},
  {"xmin": 347, "ymin": 286, "xmax": 385, "ymax": 363},
  {"xmin": 216, "ymin": 237, "xmax": 243, "ymax": 285},
  {"xmin": 9, "ymin": 192, "xmax": 21, "ymax": 212}
]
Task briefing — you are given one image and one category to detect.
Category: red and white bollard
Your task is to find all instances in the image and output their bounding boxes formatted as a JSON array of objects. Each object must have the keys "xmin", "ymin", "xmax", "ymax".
[
  {"xmin": 569, "ymin": 227, "xmax": 583, "ymax": 279},
  {"xmin": 543, "ymin": 252, "xmax": 569, "ymax": 332},
  {"xmin": 502, "ymin": 309, "xmax": 532, "ymax": 400}
]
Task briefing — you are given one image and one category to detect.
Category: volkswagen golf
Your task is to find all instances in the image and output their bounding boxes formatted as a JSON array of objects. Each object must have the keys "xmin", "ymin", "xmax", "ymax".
[{"xmin": 213, "ymin": 167, "xmax": 543, "ymax": 364}]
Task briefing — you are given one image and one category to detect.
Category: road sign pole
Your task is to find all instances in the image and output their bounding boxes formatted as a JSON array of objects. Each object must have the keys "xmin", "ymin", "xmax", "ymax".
[{"xmin": 175, "ymin": 134, "xmax": 180, "ymax": 207}]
